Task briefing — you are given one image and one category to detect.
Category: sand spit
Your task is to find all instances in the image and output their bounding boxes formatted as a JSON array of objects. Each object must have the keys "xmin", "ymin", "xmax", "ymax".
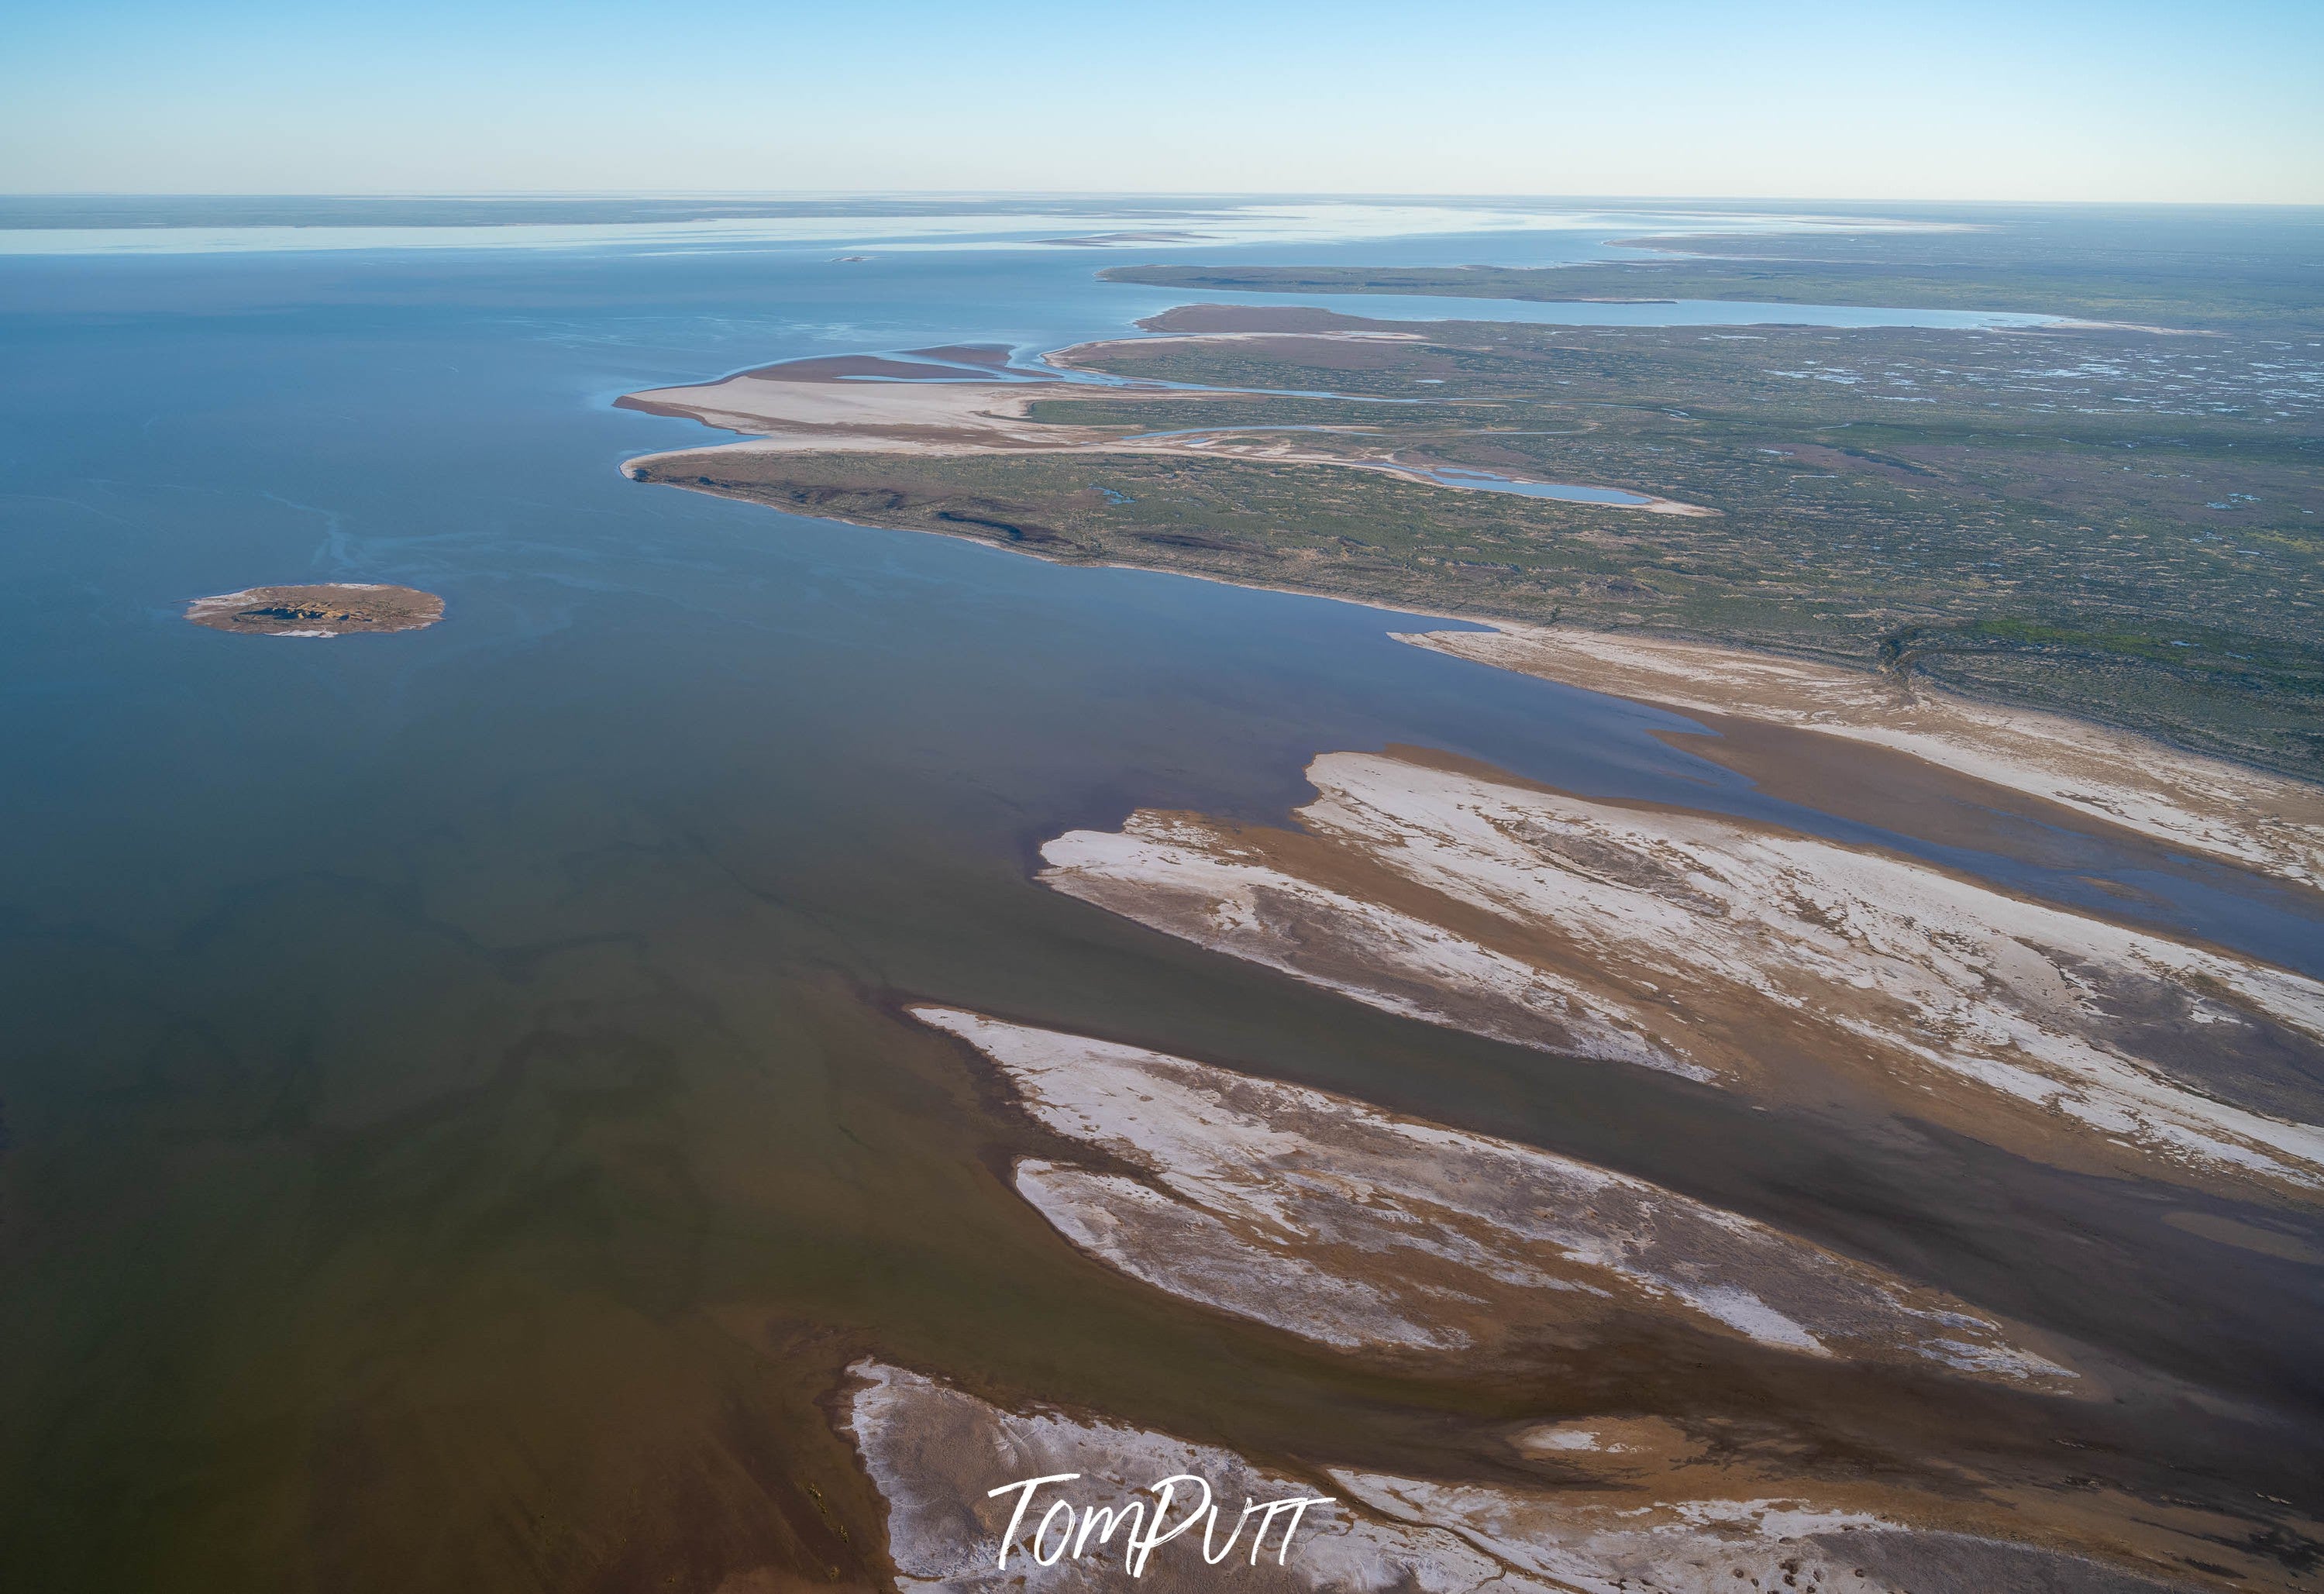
[
  {"xmin": 616, "ymin": 343, "xmax": 1707, "ymax": 511},
  {"xmin": 616, "ymin": 359, "xmax": 1103, "ymax": 462},
  {"xmin": 1399, "ymin": 624, "xmax": 2324, "ymax": 893},
  {"xmin": 844, "ymin": 1362, "xmax": 2198, "ymax": 1593},
  {"xmin": 184, "ymin": 582, "xmax": 443, "ymax": 638},
  {"xmin": 1037, "ymin": 752, "xmax": 2324, "ymax": 1196},
  {"xmin": 911, "ymin": 1007, "xmax": 2071, "ymax": 1382}
]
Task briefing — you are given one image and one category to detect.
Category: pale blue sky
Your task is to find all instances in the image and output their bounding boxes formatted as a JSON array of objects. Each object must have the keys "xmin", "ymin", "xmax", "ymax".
[{"xmin": 4, "ymin": 0, "xmax": 2319, "ymax": 201}]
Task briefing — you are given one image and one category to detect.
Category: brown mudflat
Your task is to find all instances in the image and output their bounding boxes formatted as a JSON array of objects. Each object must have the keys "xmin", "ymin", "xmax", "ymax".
[{"xmin": 184, "ymin": 582, "xmax": 443, "ymax": 637}]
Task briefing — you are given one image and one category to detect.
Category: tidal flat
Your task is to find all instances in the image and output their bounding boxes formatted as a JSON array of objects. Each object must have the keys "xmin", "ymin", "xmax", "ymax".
[{"xmin": 1036, "ymin": 749, "xmax": 2324, "ymax": 1195}]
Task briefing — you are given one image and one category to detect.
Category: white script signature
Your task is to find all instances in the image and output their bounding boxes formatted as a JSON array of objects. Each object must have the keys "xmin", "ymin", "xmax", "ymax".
[{"xmin": 988, "ymin": 1472, "xmax": 1335, "ymax": 1577}]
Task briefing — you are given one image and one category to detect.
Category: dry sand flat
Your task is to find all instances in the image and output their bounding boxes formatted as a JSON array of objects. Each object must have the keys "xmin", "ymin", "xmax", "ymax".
[
  {"xmin": 843, "ymin": 1362, "xmax": 2211, "ymax": 1593},
  {"xmin": 1398, "ymin": 624, "xmax": 2324, "ymax": 893},
  {"xmin": 1036, "ymin": 752, "xmax": 2324, "ymax": 1198},
  {"xmin": 910, "ymin": 1007, "xmax": 2073, "ymax": 1383},
  {"xmin": 617, "ymin": 360, "xmax": 1107, "ymax": 460}
]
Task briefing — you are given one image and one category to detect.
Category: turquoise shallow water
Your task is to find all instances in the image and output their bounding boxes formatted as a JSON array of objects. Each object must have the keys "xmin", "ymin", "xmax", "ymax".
[{"xmin": 2, "ymin": 202, "xmax": 2319, "ymax": 1589}]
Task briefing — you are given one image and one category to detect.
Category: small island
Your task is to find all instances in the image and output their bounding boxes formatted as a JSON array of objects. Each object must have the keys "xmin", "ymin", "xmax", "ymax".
[{"xmin": 184, "ymin": 583, "xmax": 443, "ymax": 638}]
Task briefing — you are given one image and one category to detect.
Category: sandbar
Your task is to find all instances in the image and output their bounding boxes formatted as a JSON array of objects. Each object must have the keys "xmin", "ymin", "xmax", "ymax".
[
  {"xmin": 1036, "ymin": 749, "xmax": 2324, "ymax": 1198},
  {"xmin": 913, "ymin": 1006, "xmax": 2074, "ymax": 1382},
  {"xmin": 1397, "ymin": 623, "xmax": 2324, "ymax": 894}
]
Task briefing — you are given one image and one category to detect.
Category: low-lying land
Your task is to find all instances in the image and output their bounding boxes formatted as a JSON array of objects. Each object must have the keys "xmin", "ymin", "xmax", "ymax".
[
  {"xmin": 617, "ymin": 339, "xmax": 1710, "ymax": 511},
  {"xmin": 1097, "ymin": 208, "xmax": 2324, "ymax": 330},
  {"xmin": 627, "ymin": 301, "xmax": 2323, "ymax": 774}
]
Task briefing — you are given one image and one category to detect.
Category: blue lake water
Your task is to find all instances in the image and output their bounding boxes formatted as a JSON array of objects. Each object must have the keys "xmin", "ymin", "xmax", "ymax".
[
  {"xmin": 1418, "ymin": 466, "xmax": 1658, "ymax": 504},
  {"xmin": 2, "ymin": 201, "xmax": 2318, "ymax": 1588}
]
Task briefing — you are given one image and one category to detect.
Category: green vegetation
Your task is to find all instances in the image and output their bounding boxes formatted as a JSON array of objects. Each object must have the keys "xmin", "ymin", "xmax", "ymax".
[
  {"xmin": 1100, "ymin": 214, "xmax": 2324, "ymax": 332},
  {"xmin": 643, "ymin": 309, "xmax": 2324, "ymax": 773}
]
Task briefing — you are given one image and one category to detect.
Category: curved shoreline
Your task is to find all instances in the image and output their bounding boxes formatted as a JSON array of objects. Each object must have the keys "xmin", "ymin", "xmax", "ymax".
[
  {"xmin": 1396, "ymin": 625, "xmax": 2324, "ymax": 897},
  {"xmin": 618, "ymin": 439, "xmax": 2322, "ymax": 901},
  {"xmin": 614, "ymin": 316, "xmax": 2322, "ymax": 907},
  {"xmin": 614, "ymin": 330, "xmax": 1714, "ymax": 515}
]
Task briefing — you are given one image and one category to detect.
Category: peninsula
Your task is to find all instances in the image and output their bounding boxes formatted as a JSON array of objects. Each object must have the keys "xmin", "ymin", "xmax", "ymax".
[{"xmin": 622, "ymin": 293, "xmax": 2321, "ymax": 780}]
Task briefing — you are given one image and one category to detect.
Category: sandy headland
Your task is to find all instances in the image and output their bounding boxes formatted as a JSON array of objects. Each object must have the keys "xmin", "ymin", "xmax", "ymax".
[
  {"xmin": 615, "ymin": 329, "xmax": 1708, "ymax": 512},
  {"xmin": 184, "ymin": 582, "xmax": 443, "ymax": 638}
]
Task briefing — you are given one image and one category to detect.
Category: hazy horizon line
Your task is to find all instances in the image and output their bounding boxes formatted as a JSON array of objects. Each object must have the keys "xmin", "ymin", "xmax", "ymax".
[{"xmin": 5, "ymin": 190, "xmax": 2320, "ymax": 211}]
